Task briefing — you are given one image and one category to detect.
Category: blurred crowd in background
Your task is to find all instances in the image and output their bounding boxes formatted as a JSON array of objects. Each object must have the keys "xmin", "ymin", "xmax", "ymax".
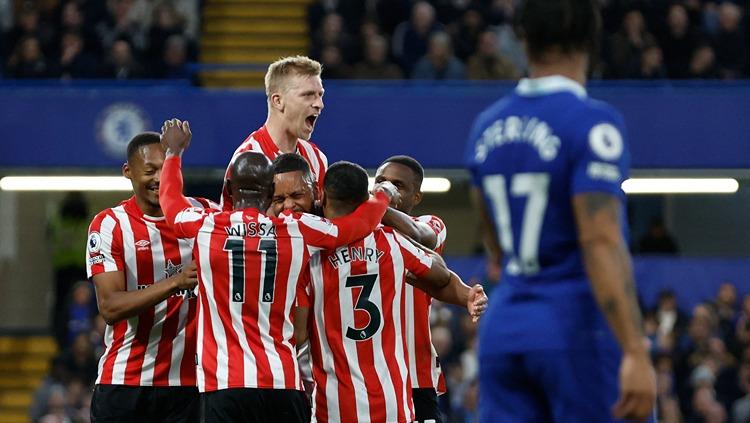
[
  {"xmin": 2, "ymin": 0, "xmax": 750, "ymax": 82},
  {"xmin": 0, "ymin": 0, "xmax": 199, "ymax": 80}
]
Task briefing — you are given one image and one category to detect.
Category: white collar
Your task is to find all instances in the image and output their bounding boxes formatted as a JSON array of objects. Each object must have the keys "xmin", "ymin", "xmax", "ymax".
[{"xmin": 515, "ymin": 76, "xmax": 587, "ymax": 99}]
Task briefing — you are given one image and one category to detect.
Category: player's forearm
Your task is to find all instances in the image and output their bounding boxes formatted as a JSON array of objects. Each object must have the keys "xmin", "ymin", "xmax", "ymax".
[
  {"xmin": 582, "ymin": 239, "xmax": 646, "ymax": 355},
  {"xmin": 99, "ymin": 275, "xmax": 182, "ymax": 324},
  {"xmin": 329, "ymin": 192, "xmax": 389, "ymax": 246},
  {"xmin": 470, "ymin": 187, "xmax": 502, "ymax": 265},
  {"xmin": 425, "ymin": 270, "xmax": 471, "ymax": 307},
  {"xmin": 381, "ymin": 208, "xmax": 437, "ymax": 249},
  {"xmin": 161, "ymin": 155, "xmax": 192, "ymax": 226}
]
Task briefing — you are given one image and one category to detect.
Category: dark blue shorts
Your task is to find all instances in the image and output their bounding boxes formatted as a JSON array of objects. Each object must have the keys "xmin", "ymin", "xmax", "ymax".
[{"xmin": 479, "ymin": 349, "xmax": 654, "ymax": 423}]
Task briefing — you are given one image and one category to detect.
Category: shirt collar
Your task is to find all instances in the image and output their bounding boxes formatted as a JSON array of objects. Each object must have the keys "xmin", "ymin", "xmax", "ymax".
[
  {"xmin": 123, "ymin": 196, "xmax": 165, "ymax": 221},
  {"xmin": 515, "ymin": 75, "xmax": 587, "ymax": 99}
]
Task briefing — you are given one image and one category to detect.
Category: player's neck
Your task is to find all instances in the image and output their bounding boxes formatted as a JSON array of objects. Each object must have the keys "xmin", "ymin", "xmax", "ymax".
[
  {"xmin": 135, "ymin": 197, "xmax": 163, "ymax": 218},
  {"xmin": 265, "ymin": 117, "xmax": 298, "ymax": 154},
  {"xmin": 528, "ymin": 53, "xmax": 588, "ymax": 86}
]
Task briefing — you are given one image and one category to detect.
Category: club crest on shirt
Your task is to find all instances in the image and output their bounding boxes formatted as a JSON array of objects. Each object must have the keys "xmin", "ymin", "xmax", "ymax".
[
  {"xmin": 87, "ymin": 232, "xmax": 102, "ymax": 253},
  {"xmin": 164, "ymin": 259, "xmax": 183, "ymax": 278}
]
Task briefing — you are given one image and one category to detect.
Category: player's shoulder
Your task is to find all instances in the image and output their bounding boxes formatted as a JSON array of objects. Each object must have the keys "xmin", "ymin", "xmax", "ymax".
[
  {"xmin": 88, "ymin": 204, "xmax": 123, "ymax": 231},
  {"xmin": 299, "ymin": 139, "xmax": 328, "ymax": 164},
  {"xmin": 578, "ymin": 97, "xmax": 626, "ymax": 128},
  {"xmin": 233, "ymin": 130, "xmax": 263, "ymax": 155},
  {"xmin": 187, "ymin": 196, "xmax": 221, "ymax": 211}
]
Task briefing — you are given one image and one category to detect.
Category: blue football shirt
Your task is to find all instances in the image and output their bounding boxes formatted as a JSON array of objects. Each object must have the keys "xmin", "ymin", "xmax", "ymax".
[{"xmin": 466, "ymin": 76, "xmax": 630, "ymax": 353}]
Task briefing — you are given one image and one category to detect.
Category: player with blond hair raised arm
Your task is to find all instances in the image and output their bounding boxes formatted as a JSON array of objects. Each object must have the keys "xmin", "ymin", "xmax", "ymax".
[{"xmin": 221, "ymin": 56, "xmax": 328, "ymax": 209}]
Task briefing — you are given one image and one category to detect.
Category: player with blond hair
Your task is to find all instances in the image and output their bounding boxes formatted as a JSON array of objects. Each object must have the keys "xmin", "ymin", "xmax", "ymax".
[{"xmin": 221, "ymin": 56, "xmax": 328, "ymax": 209}]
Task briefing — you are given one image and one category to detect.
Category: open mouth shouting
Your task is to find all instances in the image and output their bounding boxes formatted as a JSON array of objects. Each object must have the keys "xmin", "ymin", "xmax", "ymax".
[{"xmin": 305, "ymin": 114, "xmax": 319, "ymax": 131}]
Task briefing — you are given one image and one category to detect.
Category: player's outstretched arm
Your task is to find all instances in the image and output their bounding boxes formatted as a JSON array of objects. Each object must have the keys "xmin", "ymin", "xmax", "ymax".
[
  {"xmin": 159, "ymin": 119, "xmax": 207, "ymax": 238},
  {"xmin": 402, "ymin": 236, "xmax": 487, "ymax": 321},
  {"xmin": 573, "ymin": 192, "xmax": 656, "ymax": 422},
  {"xmin": 92, "ymin": 263, "xmax": 197, "ymax": 325},
  {"xmin": 301, "ymin": 188, "xmax": 394, "ymax": 250}
]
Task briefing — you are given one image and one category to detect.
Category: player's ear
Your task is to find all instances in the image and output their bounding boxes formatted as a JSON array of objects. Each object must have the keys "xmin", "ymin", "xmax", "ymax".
[
  {"xmin": 413, "ymin": 190, "xmax": 423, "ymax": 206},
  {"xmin": 270, "ymin": 92, "xmax": 283, "ymax": 112},
  {"xmin": 122, "ymin": 162, "xmax": 131, "ymax": 180}
]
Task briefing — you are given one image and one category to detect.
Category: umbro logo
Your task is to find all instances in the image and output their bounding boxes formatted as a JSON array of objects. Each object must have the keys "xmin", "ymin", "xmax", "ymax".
[{"xmin": 135, "ymin": 240, "xmax": 150, "ymax": 250}]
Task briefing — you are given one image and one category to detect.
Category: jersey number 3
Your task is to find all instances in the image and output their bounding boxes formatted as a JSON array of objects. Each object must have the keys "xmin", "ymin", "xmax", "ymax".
[
  {"xmin": 483, "ymin": 173, "xmax": 549, "ymax": 276},
  {"xmin": 345, "ymin": 274, "xmax": 381, "ymax": 341},
  {"xmin": 223, "ymin": 238, "xmax": 278, "ymax": 303}
]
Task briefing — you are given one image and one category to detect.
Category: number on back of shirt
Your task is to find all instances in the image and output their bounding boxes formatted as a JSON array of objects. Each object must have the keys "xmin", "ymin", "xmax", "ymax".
[
  {"xmin": 483, "ymin": 173, "xmax": 549, "ymax": 276},
  {"xmin": 345, "ymin": 274, "xmax": 381, "ymax": 341},
  {"xmin": 223, "ymin": 238, "xmax": 278, "ymax": 303}
]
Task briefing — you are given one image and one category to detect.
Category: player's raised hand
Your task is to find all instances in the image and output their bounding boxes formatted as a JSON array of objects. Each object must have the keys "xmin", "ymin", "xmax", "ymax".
[
  {"xmin": 372, "ymin": 181, "xmax": 401, "ymax": 207},
  {"xmin": 612, "ymin": 352, "xmax": 656, "ymax": 422},
  {"xmin": 173, "ymin": 261, "xmax": 198, "ymax": 291},
  {"xmin": 161, "ymin": 118, "xmax": 192, "ymax": 154},
  {"xmin": 467, "ymin": 284, "xmax": 488, "ymax": 322}
]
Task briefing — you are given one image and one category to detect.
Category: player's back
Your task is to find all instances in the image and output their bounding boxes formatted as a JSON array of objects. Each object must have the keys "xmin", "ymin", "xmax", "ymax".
[
  {"xmin": 306, "ymin": 226, "xmax": 433, "ymax": 423},
  {"xmin": 466, "ymin": 76, "xmax": 629, "ymax": 352},
  {"xmin": 191, "ymin": 208, "xmax": 320, "ymax": 392}
]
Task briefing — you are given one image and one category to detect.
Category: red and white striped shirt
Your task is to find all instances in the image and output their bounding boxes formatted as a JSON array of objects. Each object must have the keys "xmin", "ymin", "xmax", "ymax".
[
  {"xmin": 161, "ymin": 155, "xmax": 388, "ymax": 393},
  {"xmin": 86, "ymin": 195, "xmax": 216, "ymax": 387},
  {"xmin": 304, "ymin": 227, "xmax": 434, "ymax": 423},
  {"xmin": 405, "ymin": 215, "xmax": 448, "ymax": 393},
  {"xmin": 221, "ymin": 125, "xmax": 328, "ymax": 210}
]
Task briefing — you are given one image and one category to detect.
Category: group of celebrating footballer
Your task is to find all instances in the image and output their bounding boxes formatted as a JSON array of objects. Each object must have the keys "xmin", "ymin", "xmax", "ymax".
[{"xmin": 86, "ymin": 55, "xmax": 486, "ymax": 423}]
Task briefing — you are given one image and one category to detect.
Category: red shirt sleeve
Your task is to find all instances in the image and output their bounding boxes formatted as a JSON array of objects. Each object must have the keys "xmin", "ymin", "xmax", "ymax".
[
  {"xmin": 161, "ymin": 155, "xmax": 208, "ymax": 238},
  {"xmin": 392, "ymin": 230, "xmax": 433, "ymax": 278},
  {"xmin": 86, "ymin": 210, "xmax": 124, "ymax": 278},
  {"xmin": 296, "ymin": 191, "xmax": 390, "ymax": 250}
]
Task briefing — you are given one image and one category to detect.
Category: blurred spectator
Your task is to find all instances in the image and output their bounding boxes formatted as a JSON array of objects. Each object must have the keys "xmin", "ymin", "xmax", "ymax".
[
  {"xmin": 59, "ymin": 332, "xmax": 99, "ymax": 386},
  {"xmin": 692, "ymin": 385, "xmax": 728, "ymax": 423},
  {"xmin": 3, "ymin": 2, "xmax": 56, "ymax": 58},
  {"xmin": 96, "ymin": 0, "xmax": 146, "ymax": 53},
  {"xmin": 715, "ymin": 283, "xmax": 738, "ymax": 340},
  {"xmin": 146, "ymin": 1, "xmax": 190, "ymax": 72},
  {"xmin": 57, "ymin": 31, "xmax": 97, "ymax": 79},
  {"xmin": 639, "ymin": 217, "xmax": 679, "ymax": 254},
  {"xmin": 99, "ymin": 38, "xmax": 144, "ymax": 79},
  {"xmin": 656, "ymin": 354, "xmax": 683, "ymax": 423},
  {"xmin": 735, "ymin": 295, "xmax": 750, "ymax": 346},
  {"xmin": 38, "ymin": 385, "xmax": 71, "ymax": 423},
  {"xmin": 660, "ymin": 3, "xmax": 701, "ymax": 79},
  {"xmin": 466, "ymin": 30, "xmax": 518, "ymax": 80},
  {"xmin": 630, "ymin": 42, "xmax": 667, "ymax": 79},
  {"xmin": 29, "ymin": 356, "xmax": 71, "ymax": 422},
  {"xmin": 732, "ymin": 361, "xmax": 750, "ymax": 423},
  {"xmin": 6, "ymin": 35, "xmax": 52, "ymax": 78},
  {"xmin": 605, "ymin": 9, "xmax": 657, "ymax": 79},
  {"xmin": 90, "ymin": 314, "xmax": 106, "ymax": 358},
  {"xmin": 450, "ymin": 7, "xmax": 485, "ymax": 61},
  {"xmin": 351, "ymin": 34, "xmax": 403, "ymax": 79},
  {"xmin": 713, "ymin": 2, "xmax": 745, "ymax": 80},
  {"xmin": 65, "ymin": 281, "xmax": 95, "ymax": 346},
  {"xmin": 392, "ymin": 1, "xmax": 442, "ymax": 74},
  {"xmin": 319, "ymin": 45, "xmax": 351, "ymax": 79},
  {"xmin": 654, "ymin": 290, "xmax": 688, "ymax": 340},
  {"xmin": 689, "ymin": 44, "xmax": 719, "ymax": 79},
  {"xmin": 47, "ymin": 192, "xmax": 89, "ymax": 347},
  {"xmin": 310, "ymin": 13, "xmax": 355, "ymax": 64},
  {"xmin": 156, "ymin": 34, "xmax": 190, "ymax": 79},
  {"xmin": 493, "ymin": 20, "xmax": 527, "ymax": 76},
  {"xmin": 58, "ymin": 1, "xmax": 100, "ymax": 57},
  {"xmin": 306, "ymin": 0, "xmax": 331, "ymax": 37},
  {"xmin": 411, "ymin": 31, "xmax": 465, "ymax": 80}
]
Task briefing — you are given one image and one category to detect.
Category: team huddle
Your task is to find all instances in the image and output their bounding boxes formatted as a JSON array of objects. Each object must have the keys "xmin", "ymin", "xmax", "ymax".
[{"xmin": 86, "ymin": 56, "xmax": 486, "ymax": 423}]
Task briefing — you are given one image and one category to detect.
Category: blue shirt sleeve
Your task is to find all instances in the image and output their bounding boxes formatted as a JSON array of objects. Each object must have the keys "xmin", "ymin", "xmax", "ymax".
[{"xmin": 570, "ymin": 106, "xmax": 630, "ymax": 198}]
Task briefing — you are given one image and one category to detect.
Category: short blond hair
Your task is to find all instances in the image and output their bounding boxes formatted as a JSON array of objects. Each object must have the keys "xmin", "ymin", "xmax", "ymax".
[{"xmin": 265, "ymin": 56, "xmax": 322, "ymax": 97}]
